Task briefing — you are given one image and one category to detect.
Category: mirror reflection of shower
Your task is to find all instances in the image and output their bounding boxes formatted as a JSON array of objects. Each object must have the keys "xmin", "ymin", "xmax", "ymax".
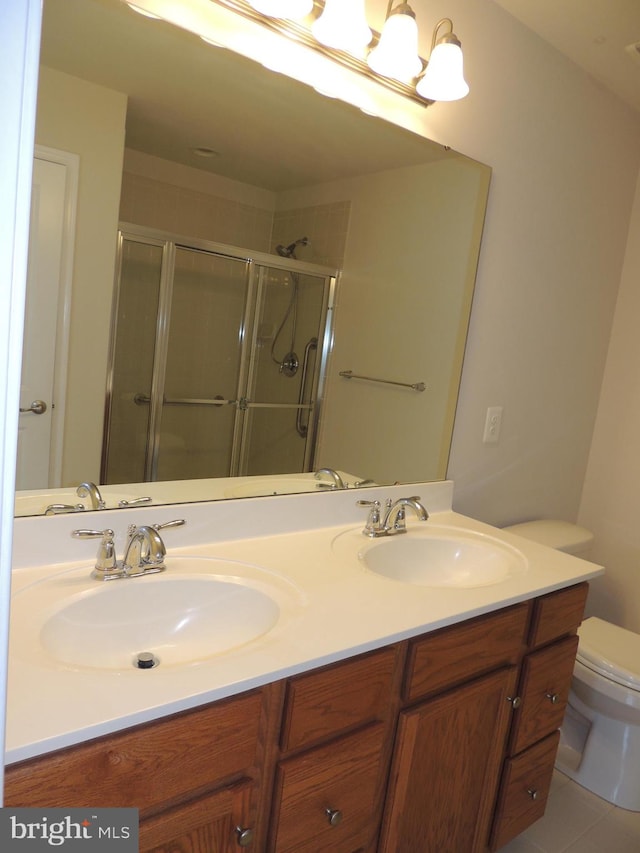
[
  {"xmin": 271, "ymin": 237, "xmax": 310, "ymax": 378},
  {"xmin": 102, "ymin": 227, "xmax": 335, "ymax": 484}
]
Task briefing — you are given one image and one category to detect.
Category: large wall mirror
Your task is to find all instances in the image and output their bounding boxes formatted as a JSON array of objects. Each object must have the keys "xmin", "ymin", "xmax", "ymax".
[{"xmin": 16, "ymin": 0, "xmax": 491, "ymax": 516}]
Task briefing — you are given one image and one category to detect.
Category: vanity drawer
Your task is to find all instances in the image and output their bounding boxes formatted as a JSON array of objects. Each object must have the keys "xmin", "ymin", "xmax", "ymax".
[
  {"xmin": 490, "ymin": 730, "xmax": 560, "ymax": 851},
  {"xmin": 528, "ymin": 582, "xmax": 588, "ymax": 649},
  {"xmin": 510, "ymin": 634, "xmax": 579, "ymax": 755},
  {"xmin": 4, "ymin": 690, "xmax": 263, "ymax": 816},
  {"xmin": 404, "ymin": 603, "xmax": 530, "ymax": 703},
  {"xmin": 280, "ymin": 646, "xmax": 398, "ymax": 752},
  {"xmin": 270, "ymin": 722, "xmax": 386, "ymax": 853}
]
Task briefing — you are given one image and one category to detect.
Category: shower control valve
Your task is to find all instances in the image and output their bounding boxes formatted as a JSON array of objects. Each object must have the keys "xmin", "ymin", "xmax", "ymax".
[{"xmin": 279, "ymin": 351, "xmax": 299, "ymax": 377}]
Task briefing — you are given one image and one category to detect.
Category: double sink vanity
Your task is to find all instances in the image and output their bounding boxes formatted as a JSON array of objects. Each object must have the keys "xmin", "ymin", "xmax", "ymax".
[{"xmin": 4, "ymin": 480, "xmax": 603, "ymax": 851}]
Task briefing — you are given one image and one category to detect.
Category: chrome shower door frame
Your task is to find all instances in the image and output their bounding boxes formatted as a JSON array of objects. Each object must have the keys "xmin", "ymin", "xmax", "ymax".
[{"xmin": 103, "ymin": 223, "xmax": 337, "ymax": 483}]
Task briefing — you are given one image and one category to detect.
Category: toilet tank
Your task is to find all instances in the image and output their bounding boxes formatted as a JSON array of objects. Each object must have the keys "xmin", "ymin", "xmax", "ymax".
[{"xmin": 503, "ymin": 519, "xmax": 594, "ymax": 558}]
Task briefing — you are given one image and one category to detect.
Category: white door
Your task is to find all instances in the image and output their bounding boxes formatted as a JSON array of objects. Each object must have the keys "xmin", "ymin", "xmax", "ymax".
[{"xmin": 16, "ymin": 151, "xmax": 76, "ymax": 490}]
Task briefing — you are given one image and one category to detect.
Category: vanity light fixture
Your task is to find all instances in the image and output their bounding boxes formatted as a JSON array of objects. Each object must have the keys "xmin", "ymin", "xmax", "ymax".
[
  {"xmin": 247, "ymin": 0, "xmax": 313, "ymax": 20},
  {"xmin": 311, "ymin": 0, "xmax": 373, "ymax": 56},
  {"xmin": 124, "ymin": 2, "xmax": 162, "ymax": 19},
  {"xmin": 367, "ymin": 2, "xmax": 423, "ymax": 84},
  {"xmin": 416, "ymin": 17, "xmax": 469, "ymax": 101},
  {"xmin": 122, "ymin": 0, "xmax": 469, "ymax": 106}
]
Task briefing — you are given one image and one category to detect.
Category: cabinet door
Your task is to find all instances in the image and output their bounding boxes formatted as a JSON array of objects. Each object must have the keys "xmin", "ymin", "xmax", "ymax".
[
  {"xmin": 270, "ymin": 723, "xmax": 386, "ymax": 853},
  {"xmin": 510, "ymin": 634, "xmax": 579, "ymax": 755},
  {"xmin": 139, "ymin": 781, "xmax": 254, "ymax": 853},
  {"xmin": 379, "ymin": 667, "xmax": 518, "ymax": 853}
]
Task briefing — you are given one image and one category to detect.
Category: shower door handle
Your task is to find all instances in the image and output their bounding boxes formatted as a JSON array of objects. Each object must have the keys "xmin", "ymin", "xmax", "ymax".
[
  {"xmin": 134, "ymin": 393, "xmax": 235, "ymax": 407},
  {"xmin": 296, "ymin": 337, "xmax": 318, "ymax": 437}
]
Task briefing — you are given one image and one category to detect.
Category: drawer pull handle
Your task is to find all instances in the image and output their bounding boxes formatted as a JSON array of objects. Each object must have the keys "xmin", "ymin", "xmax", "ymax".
[
  {"xmin": 527, "ymin": 788, "xmax": 539, "ymax": 801},
  {"xmin": 507, "ymin": 695, "xmax": 521, "ymax": 709},
  {"xmin": 546, "ymin": 692, "xmax": 560, "ymax": 704},
  {"xmin": 235, "ymin": 826, "xmax": 254, "ymax": 847},
  {"xmin": 325, "ymin": 808, "xmax": 343, "ymax": 827}
]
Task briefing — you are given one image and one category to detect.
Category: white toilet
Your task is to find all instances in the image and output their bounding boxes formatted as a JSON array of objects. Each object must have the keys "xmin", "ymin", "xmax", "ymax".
[{"xmin": 504, "ymin": 519, "xmax": 640, "ymax": 811}]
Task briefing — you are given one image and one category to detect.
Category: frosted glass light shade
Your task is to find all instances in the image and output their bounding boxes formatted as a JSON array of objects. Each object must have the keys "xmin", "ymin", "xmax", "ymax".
[
  {"xmin": 367, "ymin": 7, "xmax": 423, "ymax": 83},
  {"xmin": 125, "ymin": 3, "xmax": 162, "ymax": 19},
  {"xmin": 311, "ymin": 0, "xmax": 373, "ymax": 55},
  {"xmin": 416, "ymin": 41, "xmax": 469, "ymax": 101},
  {"xmin": 248, "ymin": 0, "xmax": 313, "ymax": 19}
]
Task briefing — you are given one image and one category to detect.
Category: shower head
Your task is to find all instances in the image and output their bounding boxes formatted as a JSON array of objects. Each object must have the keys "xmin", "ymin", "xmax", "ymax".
[{"xmin": 276, "ymin": 237, "xmax": 309, "ymax": 258}]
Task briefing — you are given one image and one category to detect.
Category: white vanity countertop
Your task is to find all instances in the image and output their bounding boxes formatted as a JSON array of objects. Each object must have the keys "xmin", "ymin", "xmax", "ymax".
[{"xmin": 6, "ymin": 481, "xmax": 604, "ymax": 765}]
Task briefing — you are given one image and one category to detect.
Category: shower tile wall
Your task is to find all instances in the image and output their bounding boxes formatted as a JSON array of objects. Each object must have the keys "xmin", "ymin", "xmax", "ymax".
[
  {"xmin": 119, "ymin": 171, "xmax": 273, "ymax": 251},
  {"xmin": 119, "ymin": 170, "xmax": 351, "ymax": 270},
  {"xmin": 271, "ymin": 202, "xmax": 350, "ymax": 268}
]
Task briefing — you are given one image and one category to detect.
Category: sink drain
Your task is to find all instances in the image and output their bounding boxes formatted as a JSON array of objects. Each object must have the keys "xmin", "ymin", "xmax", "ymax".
[{"xmin": 134, "ymin": 652, "xmax": 159, "ymax": 670}]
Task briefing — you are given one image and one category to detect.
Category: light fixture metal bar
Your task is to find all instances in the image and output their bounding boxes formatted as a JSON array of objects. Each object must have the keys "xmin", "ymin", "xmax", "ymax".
[{"xmin": 213, "ymin": 0, "xmax": 431, "ymax": 105}]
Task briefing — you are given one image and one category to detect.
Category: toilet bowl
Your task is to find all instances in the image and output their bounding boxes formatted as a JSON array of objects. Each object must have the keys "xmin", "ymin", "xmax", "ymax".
[{"xmin": 504, "ymin": 519, "xmax": 640, "ymax": 811}]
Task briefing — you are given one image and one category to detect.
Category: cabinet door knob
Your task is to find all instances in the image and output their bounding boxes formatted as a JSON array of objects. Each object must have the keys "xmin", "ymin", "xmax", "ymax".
[
  {"xmin": 527, "ymin": 788, "xmax": 539, "ymax": 800},
  {"xmin": 325, "ymin": 808, "xmax": 343, "ymax": 827},
  {"xmin": 546, "ymin": 692, "xmax": 560, "ymax": 704},
  {"xmin": 506, "ymin": 695, "xmax": 521, "ymax": 709},
  {"xmin": 235, "ymin": 826, "xmax": 254, "ymax": 847}
]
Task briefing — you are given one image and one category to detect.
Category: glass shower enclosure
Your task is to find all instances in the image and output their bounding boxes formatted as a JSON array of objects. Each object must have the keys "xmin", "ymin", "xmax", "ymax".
[{"xmin": 101, "ymin": 225, "xmax": 336, "ymax": 485}]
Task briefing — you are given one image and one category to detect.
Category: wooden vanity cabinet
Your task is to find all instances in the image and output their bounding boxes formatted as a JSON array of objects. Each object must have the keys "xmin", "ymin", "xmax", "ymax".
[{"xmin": 4, "ymin": 583, "xmax": 588, "ymax": 853}]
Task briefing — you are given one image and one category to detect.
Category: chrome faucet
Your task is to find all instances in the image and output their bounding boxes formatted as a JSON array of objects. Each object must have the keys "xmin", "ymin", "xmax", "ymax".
[
  {"xmin": 357, "ymin": 496, "xmax": 429, "ymax": 537},
  {"xmin": 122, "ymin": 524, "xmax": 167, "ymax": 573},
  {"xmin": 72, "ymin": 519, "xmax": 185, "ymax": 580},
  {"xmin": 382, "ymin": 496, "xmax": 429, "ymax": 534},
  {"xmin": 315, "ymin": 467, "xmax": 346, "ymax": 489},
  {"xmin": 76, "ymin": 482, "xmax": 106, "ymax": 510}
]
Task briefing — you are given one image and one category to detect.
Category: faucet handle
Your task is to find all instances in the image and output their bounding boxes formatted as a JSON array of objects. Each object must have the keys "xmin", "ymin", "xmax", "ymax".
[
  {"xmin": 152, "ymin": 519, "xmax": 186, "ymax": 532},
  {"xmin": 72, "ymin": 528, "xmax": 118, "ymax": 575},
  {"xmin": 72, "ymin": 527, "xmax": 114, "ymax": 540},
  {"xmin": 356, "ymin": 499, "xmax": 382, "ymax": 537},
  {"xmin": 45, "ymin": 503, "xmax": 85, "ymax": 515},
  {"xmin": 118, "ymin": 496, "xmax": 152, "ymax": 508}
]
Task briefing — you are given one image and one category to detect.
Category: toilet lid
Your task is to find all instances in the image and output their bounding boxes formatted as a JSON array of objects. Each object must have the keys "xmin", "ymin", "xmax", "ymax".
[{"xmin": 577, "ymin": 617, "xmax": 640, "ymax": 692}]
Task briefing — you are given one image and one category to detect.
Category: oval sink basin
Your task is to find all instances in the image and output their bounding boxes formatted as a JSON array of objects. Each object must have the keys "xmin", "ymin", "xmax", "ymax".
[
  {"xmin": 333, "ymin": 526, "xmax": 527, "ymax": 588},
  {"xmin": 14, "ymin": 558, "xmax": 297, "ymax": 670}
]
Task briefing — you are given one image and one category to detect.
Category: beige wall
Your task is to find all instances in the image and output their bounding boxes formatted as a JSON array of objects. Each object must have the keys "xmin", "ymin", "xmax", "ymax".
[
  {"xmin": 35, "ymin": 66, "xmax": 127, "ymax": 486},
  {"xmin": 405, "ymin": 0, "xmax": 640, "ymax": 528},
  {"xmin": 578, "ymin": 173, "xmax": 640, "ymax": 630},
  {"xmin": 309, "ymin": 155, "xmax": 488, "ymax": 483}
]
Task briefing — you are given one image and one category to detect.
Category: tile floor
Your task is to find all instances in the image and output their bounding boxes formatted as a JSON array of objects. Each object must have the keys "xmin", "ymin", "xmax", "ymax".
[{"xmin": 500, "ymin": 772, "xmax": 640, "ymax": 852}]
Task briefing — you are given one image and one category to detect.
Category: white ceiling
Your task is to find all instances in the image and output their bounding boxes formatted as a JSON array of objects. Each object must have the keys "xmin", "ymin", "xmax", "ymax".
[{"xmin": 493, "ymin": 0, "xmax": 640, "ymax": 114}]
